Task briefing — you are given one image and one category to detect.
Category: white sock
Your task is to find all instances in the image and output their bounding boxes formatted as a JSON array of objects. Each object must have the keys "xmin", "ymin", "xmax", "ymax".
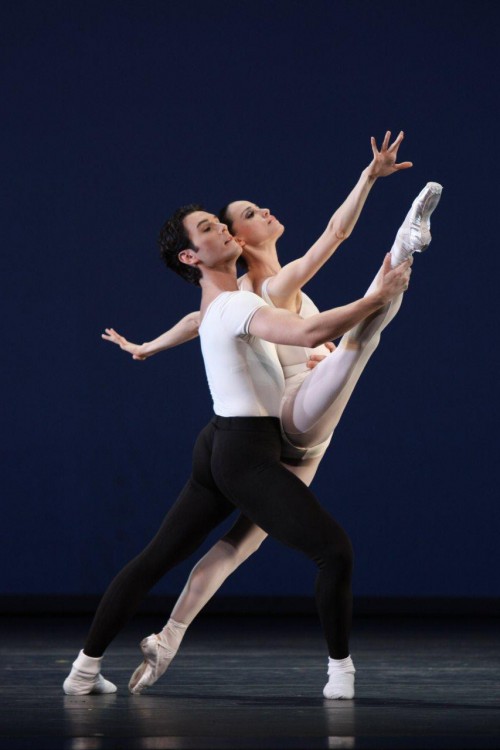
[
  {"xmin": 63, "ymin": 649, "xmax": 117, "ymax": 695},
  {"xmin": 323, "ymin": 655, "xmax": 355, "ymax": 699}
]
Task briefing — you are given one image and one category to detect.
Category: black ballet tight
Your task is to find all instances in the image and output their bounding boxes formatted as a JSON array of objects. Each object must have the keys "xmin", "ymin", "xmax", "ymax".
[{"xmin": 84, "ymin": 416, "xmax": 353, "ymax": 659}]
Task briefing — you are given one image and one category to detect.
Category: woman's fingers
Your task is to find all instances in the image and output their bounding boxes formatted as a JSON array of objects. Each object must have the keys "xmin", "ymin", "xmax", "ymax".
[{"xmin": 388, "ymin": 130, "xmax": 404, "ymax": 151}]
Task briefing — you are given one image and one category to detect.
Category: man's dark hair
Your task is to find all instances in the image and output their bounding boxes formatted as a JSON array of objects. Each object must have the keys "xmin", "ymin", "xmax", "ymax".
[
  {"xmin": 158, "ymin": 203, "xmax": 205, "ymax": 286},
  {"xmin": 219, "ymin": 203, "xmax": 248, "ymax": 272}
]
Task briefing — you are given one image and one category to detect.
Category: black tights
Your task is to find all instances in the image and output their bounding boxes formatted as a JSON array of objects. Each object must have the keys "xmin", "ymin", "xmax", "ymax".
[{"xmin": 84, "ymin": 417, "xmax": 353, "ymax": 659}]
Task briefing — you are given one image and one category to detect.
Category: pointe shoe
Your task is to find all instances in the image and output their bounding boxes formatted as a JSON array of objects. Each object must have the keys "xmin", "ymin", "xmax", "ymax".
[
  {"xmin": 128, "ymin": 634, "xmax": 177, "ymax": 694},
  {"xmin": 391, "ymin": 181, "xmax": 443, "ymax": 267}
]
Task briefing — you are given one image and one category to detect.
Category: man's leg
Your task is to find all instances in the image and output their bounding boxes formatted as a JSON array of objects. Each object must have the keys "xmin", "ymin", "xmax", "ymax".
[
  {"xmin": 211, "ymin": 417, "xmax": 355, "ymax": 698},
  {"xmin": 63, "ymin": 422, "xmax": 234, "ymax": 694}
]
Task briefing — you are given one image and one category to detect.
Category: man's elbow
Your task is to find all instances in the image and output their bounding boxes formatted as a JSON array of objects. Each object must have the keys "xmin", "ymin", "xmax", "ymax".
[
  {"xmin": 307, "ymin": 333, "xmax": 331, "ymax": 348},
  {"xmin": 299, "ymin": 323, "xmax": 323, "ymax": 349}
]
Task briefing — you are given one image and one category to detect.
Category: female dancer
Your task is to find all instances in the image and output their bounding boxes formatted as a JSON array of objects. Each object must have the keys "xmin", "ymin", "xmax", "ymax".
[{"xmin": 102, "ymin": 134, "xmax": 442, "ymax": 694}]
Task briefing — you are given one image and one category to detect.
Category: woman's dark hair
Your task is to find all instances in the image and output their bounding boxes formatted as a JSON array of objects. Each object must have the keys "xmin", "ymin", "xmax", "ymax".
[
  {"xmin": 218, "ymin": 204, "xmax": 234, "ymax": 235},
  {"xmin": 218, "ymin": 203, "xmax": 248, "ymax": 272},
  {"xmin": 158, "ymin": 204, "xmax": 204, "ymax": 286}
]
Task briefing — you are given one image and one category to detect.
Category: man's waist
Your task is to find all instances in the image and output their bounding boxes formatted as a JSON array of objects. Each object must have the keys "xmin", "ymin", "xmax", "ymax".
[{"xmin": 211, "ymin": 415, "xmax": 281, "ymax": 432}]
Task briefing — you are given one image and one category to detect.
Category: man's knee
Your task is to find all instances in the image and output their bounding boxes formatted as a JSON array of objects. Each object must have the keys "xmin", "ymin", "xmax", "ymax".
[
  {"xmin": 222, "ymin": 528, "xmax": 266, "ymax": 563},
  {"xmin": 321, "ymin": 534, "xmax": 354, "ymax": 577}
]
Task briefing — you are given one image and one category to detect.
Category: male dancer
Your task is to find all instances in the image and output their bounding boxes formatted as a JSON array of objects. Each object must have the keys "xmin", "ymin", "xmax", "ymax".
[{"xmin": 63, "ymin": 206, "xmax": 411, "ymax": 699}]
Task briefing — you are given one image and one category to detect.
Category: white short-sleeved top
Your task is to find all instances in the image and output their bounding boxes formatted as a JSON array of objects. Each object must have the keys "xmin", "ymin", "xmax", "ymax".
[
  {"xmin": 199, "ymin": 291, "xmax": 285, "ymax": 417},
  {"xmin": 260, "ymin": 277, "xmax": 331, "ymax": 378}
]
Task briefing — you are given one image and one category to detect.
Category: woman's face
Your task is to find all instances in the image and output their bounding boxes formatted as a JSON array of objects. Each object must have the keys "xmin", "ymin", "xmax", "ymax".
[{"xmin": 226, "ymin": 201, "xmax": 285, "ymax": 247}]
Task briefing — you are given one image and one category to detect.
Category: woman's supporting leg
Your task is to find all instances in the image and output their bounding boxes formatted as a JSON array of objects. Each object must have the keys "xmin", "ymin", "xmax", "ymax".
[
  {"xmin": 132, "ymin": 418, "xmax": 353, "ymax": 697},
  {"xmin": 166, "ymin": 453, "xmax": 321, "ymax": 631},
  {"xmin": 129, "ymin": 457, "xmax": 323, "ymax": 694},
  {"xmin": 170, "ymin": 516, "xmax": 267, "ymax": 626}
]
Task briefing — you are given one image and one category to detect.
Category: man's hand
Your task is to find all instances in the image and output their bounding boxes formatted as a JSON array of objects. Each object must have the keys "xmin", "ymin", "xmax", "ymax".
[
  {"xmin": 306, "ymin": 341, "xmax": 336, "ymax": 369},
  {"xmin": 102, "ymin": 328, "xmax": 148, "ymax": 360},
  {"xmin": 376, "ymin": 254, "xmax": 413, "ymax": 303},
  {"xmin": 367, "ymin": 131, "xmax": 413, "ymax": 179}
]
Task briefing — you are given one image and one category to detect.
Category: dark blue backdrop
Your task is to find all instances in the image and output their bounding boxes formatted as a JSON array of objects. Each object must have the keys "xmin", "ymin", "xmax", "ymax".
[{"xmin": 2, "ymin": 0, "xmax": 499, "ymax": 600}]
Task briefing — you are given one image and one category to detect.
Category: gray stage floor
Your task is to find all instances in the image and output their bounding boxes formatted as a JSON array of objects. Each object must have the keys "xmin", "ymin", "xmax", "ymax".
[{"xmin": 0, "ymin": 613, "xmax": 499, "ymax": 750}]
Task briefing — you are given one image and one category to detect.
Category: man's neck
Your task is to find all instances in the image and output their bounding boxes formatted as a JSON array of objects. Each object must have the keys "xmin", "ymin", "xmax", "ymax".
[{"xmin": 199, "ymin": 265, "xmax": 240, "ymax": 314}]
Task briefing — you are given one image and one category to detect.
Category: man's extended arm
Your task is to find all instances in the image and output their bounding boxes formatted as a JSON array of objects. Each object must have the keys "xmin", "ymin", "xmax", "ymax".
[
  {"xmin": 266, "ymin": 131, "xmax": 412, "ymax": 302},
  {"xmin": 249, "ymin": 255, "xmax": 411, "ymax": 348}
]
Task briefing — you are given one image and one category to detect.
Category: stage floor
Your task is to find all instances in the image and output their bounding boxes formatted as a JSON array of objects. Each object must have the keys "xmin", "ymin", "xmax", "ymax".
[{"xmin": 0, "ymin": 613, "xmax": 499, "ymax": 750}]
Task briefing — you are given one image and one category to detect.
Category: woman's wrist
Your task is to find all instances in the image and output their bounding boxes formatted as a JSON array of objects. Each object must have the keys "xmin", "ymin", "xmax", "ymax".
[{"xmin": 362, "ymin": 163, "xmax": 378, "ymax": 182}]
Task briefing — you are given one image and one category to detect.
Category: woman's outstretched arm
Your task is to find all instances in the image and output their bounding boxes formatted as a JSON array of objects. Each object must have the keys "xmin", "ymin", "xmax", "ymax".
[
  {"xmin": 102, "ymin": 311, "xmax": 200, "ymax": 360},
  {"xmin": 266, "ymin": 130, "xmax": 412, "ymax": 302}
]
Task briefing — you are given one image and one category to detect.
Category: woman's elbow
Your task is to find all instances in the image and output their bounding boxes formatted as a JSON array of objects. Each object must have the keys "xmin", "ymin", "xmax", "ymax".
[{"xmin": 329, "ymin": 219, "xmax": 350, "ymax": 242}]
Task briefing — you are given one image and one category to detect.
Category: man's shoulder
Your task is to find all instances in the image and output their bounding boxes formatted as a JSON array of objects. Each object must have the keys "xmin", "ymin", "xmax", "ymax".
[{"xmin": 221, "ymin": 290, "xmax": 264, "ymax": 307}]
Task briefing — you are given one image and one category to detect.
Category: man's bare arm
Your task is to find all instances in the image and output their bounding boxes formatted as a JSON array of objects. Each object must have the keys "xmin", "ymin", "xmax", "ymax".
[{"xmin": 249, "ymin": 255, "xmax": 411, "ymax": 348}]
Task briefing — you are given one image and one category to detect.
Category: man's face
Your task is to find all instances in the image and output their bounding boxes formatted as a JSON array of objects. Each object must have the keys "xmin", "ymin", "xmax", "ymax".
[{"xmin": 182, "ymin": 211, "xmax": 241, "ymax": 271}]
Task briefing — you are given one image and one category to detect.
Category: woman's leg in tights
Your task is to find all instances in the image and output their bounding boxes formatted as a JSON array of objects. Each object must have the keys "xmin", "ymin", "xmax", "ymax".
[
  {"xmin": 129, "ymin": 455, "xmax": 322, "ymax": 693},
  {"xmin": 134, "ymin": 419, "xmax": 353, "ymax": 698},
  {"xmin": 169, "ymin": 455, "xmax": 321, "ymax": 626},
  {"xmin": 282, "ymin": 272, "xmax": 404, "ymax": 449}
]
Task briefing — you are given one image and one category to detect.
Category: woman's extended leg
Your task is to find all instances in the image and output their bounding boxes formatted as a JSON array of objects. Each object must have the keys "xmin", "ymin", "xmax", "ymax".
[
  {"xmin": 283, "ymin": 181, "xmax": 442, "ymax": 448},
  {"xmin": 281, "ymin": 271, "xmax": 403, "ymax": 448}
]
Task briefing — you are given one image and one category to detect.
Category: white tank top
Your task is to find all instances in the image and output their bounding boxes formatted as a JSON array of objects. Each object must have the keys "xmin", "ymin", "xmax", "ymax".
[
  {"xmin": 260, "ymin": 277, "xmax": 331, "ymax": 377},
  {"xmin": 199, "ymin": 291, "xmax": 285, "ymax": 417}
]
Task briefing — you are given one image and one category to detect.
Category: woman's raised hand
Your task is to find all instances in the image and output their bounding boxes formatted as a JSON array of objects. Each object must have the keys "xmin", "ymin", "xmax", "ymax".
[
  {"xmin": 101, "ymin": 328, "xmax": 148, "ymax": 360},
  {"xmin": 368, "ymin": 131, "xmax": 413, "ymax": 178}
]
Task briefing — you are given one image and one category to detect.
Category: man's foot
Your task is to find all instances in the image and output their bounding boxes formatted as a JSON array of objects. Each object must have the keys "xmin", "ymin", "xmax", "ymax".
[
  {"xmin": 391, "ymin": 182, "xmax": 443, "ymax": 267},
  {"xmin": 323, "ymin": 655, "xmax": 355, "ymax": 700},
  {"xmin": 63, "ymin": 650, "xmax": 117, "ymax": 695}
]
